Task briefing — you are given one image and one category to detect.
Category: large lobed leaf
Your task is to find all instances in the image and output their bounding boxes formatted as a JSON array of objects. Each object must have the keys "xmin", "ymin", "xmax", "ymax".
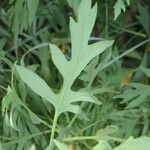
[{"xmin": 16, "ymin": 0, "xmax": 113, "ymax": 115}]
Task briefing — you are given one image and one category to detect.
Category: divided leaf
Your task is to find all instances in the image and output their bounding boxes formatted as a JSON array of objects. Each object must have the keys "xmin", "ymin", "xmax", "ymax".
[
  {"xmin": 115, "ymin": 83, "xmax": 150, "ymax": 109},
  {"xmin": 115, "ymin": 67, "xmax": 150, "ymax": 109},
  {"xmin": 114, "ymin": 0, "xmax": 130, "ymax": 20},
  {"xmin": 16, "ymin": 0, "xmax": 113, "ymax": 115}
]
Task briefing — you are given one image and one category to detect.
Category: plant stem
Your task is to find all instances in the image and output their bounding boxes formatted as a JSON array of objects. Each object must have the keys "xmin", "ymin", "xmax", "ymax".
[
  {"xmin": 110, "ymin": 22, "xmax": 147, "ymax": 38},
  {"xmin": 48, "ymin": 111, "xmax": 58, "ymax": 150},
  {"xmin": 63, "ymin": 136, "xmax": 98, "ymax": 142},
  {"xmin": 102, "ymin": 39, "xmax": 150, "ymax": 69},
  {"xmin": 63, "ymin": 136, "xmax": 125, "ymax": 143},
  {"xmin": 15, "ymin": 48, "xmax": 19, "ymax": 61},
  {"xmin": 68, "ymin": 102, "xmax": 85, "ymax": 128},
  {"xmin": 105, "ymin": 0, "xmax": 108, "ymax": 37},
  {"xmin": 20, "ymin": 42, "xmax": 48, "ymax": 66}
]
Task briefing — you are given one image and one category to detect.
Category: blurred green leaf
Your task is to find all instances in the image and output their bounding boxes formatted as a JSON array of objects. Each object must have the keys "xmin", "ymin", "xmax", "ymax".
[
  {"xmin": 137, "ymin": 3, "xmax": 150, "ymax": 34},
  {"xmin": 114, "ymin": 136, "xmax": 150, "ymax": 150},
  {"xmin": 115, "ymin": 83, "xmax": 150, "ymax": 108},
  {"xmin": 27, "ymin": 0, "xmax": 39, "ymax": 26},
  {"xmin": 54, "ymin": 140, "xmax": 69, "ymax": 150},
  {"xmin": 140, "ymin": 66, "xmax": 150, "ymax": 77},
  {"xmin": 114, "ymin": 0, "xmax": 130, "ymax": 20},
  {"xmin": 92, "ymin": 141, "xmax": 113, "ymax": 150}
]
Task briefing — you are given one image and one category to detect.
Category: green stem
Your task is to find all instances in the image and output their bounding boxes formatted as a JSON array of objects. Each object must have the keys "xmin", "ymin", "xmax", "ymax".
[
  {"xmin": 20, "ymin": 42, "xmax": 48, "ymax": 66},
  {"xmin": 79, "ymin": 120, "xmax": 102, "ymax": 134},
  {"xmin": 68, "ymin": 114, "xmax": 77, "ymax": 128},
  {"xmin": 68, "ymin": 102, "xmax": 85, "ymax": 128},
  {"xmin": 63, "ymin": 136, "xmax": 99, "ymax": 142},
  {"xmin": 105, "ymin": 0, "xmax": 108, "ymax": 37},
  {"xmin": 24, "ymin": 105, "xmax": 52, "ymax": 128},
  {"xmin": 103, "ymin": 39, "xmax": 150, "ymax": 69},
  {"xmin": 0, "ymin": 56, "xmax": 13, "ymax": 68},
  {"xmin": 48, "ymin": 111, "xmax": 59, "ymax": 150},
  {"xmin": 63, "ymin": 136, "xmax": 125, "ymax": 143},
  {"xmin": 110, "ymin": 22, "xmax": 147, "ymax": 38},
  {"xmin": 15, "ymin": 48, "xmax": 19, "ymax": 61}
]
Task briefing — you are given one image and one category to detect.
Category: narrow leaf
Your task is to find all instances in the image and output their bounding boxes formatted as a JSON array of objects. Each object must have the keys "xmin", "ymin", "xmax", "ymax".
[
  {"xmin": 114, "ymin": 0, "xmax": 126, "ymax": 20},
  {"xmin": 27, "ymin": 0, "xmax": 39, "ymax": 26},
  {"xmin": 140, "ymin": 66, "xmax": 150, "ymax": 77},
  {"xmin": 16, "ymin": 65, "xmax": 56, "ymax": 106}
]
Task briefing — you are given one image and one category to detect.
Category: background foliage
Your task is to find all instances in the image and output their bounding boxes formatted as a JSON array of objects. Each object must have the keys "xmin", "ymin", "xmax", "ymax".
[{"xmin": 0, "ymin": 0, "xmax": 150, "ymax": 149}]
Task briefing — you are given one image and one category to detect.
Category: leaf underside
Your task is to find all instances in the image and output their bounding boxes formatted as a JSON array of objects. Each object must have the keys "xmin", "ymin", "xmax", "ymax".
[{"xmin": 16, "ymin": 0, "xmax": 113, "ymax": 115}]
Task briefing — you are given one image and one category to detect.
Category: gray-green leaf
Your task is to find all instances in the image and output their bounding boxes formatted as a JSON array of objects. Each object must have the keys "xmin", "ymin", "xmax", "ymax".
[
  {"xmin": 140, "ymin": 66, "xmax": 150, "ymax": 78},
  {"xmin": 92, "ymin": 141, "xmax": 113, "ymax": 150},
  {"xmin": 114, "ymin": 136, "xmax": 150, "ymax": 150},
  {"xmin": 16, "ymin": 0, "xmax": 113, "ymax": 116},
  {"xmin": 16, "ymin": 65, "xmax": 56, "ymax": 107}
]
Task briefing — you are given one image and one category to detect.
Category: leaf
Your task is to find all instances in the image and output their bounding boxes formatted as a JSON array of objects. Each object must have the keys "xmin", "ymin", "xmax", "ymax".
[
  {"xmin": 67, "ymin": 0, "xmax": 81, "ymax": 16},
  {"xmin": 0, "ymin": 38, "xmax": 7, "ymax": 51},
  {"xmin": 114, "ymin": 0, "xmax": 130, "ymax": 20},
  {"xmin": 80, "ymin": 49, "xmax": 112, "ymax": 85},
  {"xmin": 16, "ymin": 0, "xmax": 113, "ymax": 115},
  {"xmin": 96, "ymin": 125, "xmax": 119, "ymax": 139},
  {"xmin": 2, "ymin": 86, "xmax": 22, "ymax": 130},
  {"xmin": 92, "ymin": 141, "xmax": 113, "ymax": 150},
  {"xmin": 27, "ymin": 0, "xmax": 39, "ymax": 26},
  {"xmin": 12, "ymin": 0, "xmax": 24, "ymax": 47},
  {"xmin": 28, "ymin": 145, "xmax": 36, "ymax": 150},
  {"xmin": 54, "ymin": 140, "xmax": 70, "ymax": 150},
  {"xmin": 16, "ymin": 65, "xmax": 56, "ymax": 107},
  {"xmin": 126, "ymin": 0, "xmax": 130, "ymax": 5},
  {"xmin": 49, "ymin": 0, "xmax": 113, "ymax": 115},
  {"xmin": 140, "ymin": 66, "xmax": 150, "ymax": 78},
  {"xmin": 114, "ymin": 136, "xmax": 150, "ymax": 150},
  {"xmin": 2, "ymin": 85, "xmax": 43, "ymax": 131},
  {"xmin": 137, "ymin": 3, "xmax": 150, "ymax": 34},
  {"xmin": 79, "ymin": 56, "xmax": 99, "ymax": 82},
  {"xmin": 114, "ymin": 0, "xmax": 125, "ymax": 20},
  {"xmin": 115, "ymin": 83, "xmax": 150, "ymax": 109},
  {"xmin": 11, "ymin": 0, "xmax": 38, "ymax": 48},
  {"xmin": 2, "ymin": 86, "xmax": 12, "ymax": 115}
]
